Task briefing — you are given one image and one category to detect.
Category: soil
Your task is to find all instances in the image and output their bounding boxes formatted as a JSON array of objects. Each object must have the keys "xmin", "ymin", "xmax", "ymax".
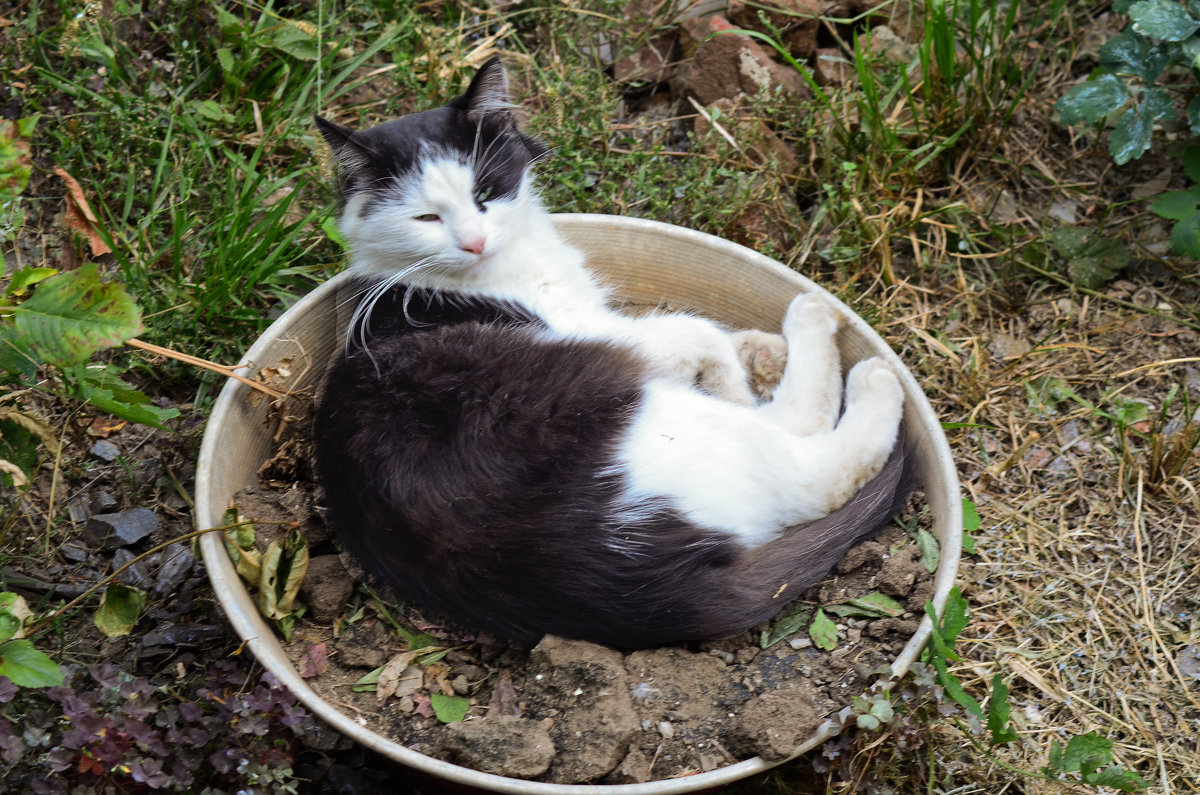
[{"xmin": 234, "ymin": 453, "xmax": 933, "ymax": 783}]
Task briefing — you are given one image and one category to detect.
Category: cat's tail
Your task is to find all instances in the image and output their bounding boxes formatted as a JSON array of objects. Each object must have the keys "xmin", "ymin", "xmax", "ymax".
[{"xmin": 697, "ymin": 442, "xmax": 916, "ymax": 639}]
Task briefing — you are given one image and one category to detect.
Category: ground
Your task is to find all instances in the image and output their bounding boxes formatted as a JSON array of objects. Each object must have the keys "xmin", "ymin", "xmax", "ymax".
[{"xmin": 1, "ymin": 0, "xmax": 1198, "ymax": 793}]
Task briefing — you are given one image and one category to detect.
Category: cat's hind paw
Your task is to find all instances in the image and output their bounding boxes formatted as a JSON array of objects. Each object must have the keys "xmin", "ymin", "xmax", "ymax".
[{"xmin": 731, "ymin": 329, "xmax": 787, "ymax": 397}]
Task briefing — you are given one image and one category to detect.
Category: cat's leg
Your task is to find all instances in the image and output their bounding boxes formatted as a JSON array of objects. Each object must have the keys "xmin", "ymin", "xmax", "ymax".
[
  {"xmin": 617, "ymin": 314, "xmax": 762, "ymax": 405},
  {"xmin": 758, "ymin": 292, "xmax": 844, "ymax": 436},
  {"xmin": 730, "ymin": 329, "xmax": 787, "ymax": 398},
  {"xmin": 618, "ymin": 367, "xmax": 903, "ymax": 547}
]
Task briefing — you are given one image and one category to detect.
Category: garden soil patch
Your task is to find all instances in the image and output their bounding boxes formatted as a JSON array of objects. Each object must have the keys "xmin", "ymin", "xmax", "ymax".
[{"xmin": 232, "ymin": 403, "xmax": 934, "ymax": 784}]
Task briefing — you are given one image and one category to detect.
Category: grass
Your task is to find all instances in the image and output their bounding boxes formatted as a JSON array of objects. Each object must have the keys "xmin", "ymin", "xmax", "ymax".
[{"xmin": 3, "ymin": 0, "xmax": 1200, "ymax": 791}]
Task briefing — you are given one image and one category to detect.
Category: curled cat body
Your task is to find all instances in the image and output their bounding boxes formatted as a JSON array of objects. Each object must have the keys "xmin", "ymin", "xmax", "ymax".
[{"xmin": 313, "ymin": 58, "xmax": 910, "ymax": 650}]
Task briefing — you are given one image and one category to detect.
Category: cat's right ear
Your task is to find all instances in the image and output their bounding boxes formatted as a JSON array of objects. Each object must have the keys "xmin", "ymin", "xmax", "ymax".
[
  {"xmin": 315, "ymin": 116, "xmax": 370, "ymax": 177},
  {"xmin": 461, "ymin": 57, "xmax": 513, "ymax": 123}
]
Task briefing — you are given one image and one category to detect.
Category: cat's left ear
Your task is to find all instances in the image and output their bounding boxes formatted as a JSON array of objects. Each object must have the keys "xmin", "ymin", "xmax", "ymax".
[{"xmin": 461, "ymin": 57, "xmax": 512, "ymax": 123}]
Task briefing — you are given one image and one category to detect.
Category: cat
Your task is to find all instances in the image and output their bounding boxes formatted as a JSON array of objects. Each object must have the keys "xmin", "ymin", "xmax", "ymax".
[{"xmin": 312, "ymin": 57, "xmax": 910, "ymax": 650}]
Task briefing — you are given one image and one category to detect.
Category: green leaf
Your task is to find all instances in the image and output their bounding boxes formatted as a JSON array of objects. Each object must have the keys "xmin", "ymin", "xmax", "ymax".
[
  {"xmin": 1113, "ymin": 0, "xmax": 1137, "ymax": 12},
  {"xmin": 1109, "ymin": 105, "xmax": 1153, "ymax": 165},
  {"xmin": 962, "ymin": 499, "xmax": 980, "ymax": 532},
  {"xmin": 1055, "ymin": 74, "xmax": 1130, "ymax": 126},
  {"xmin": 0, "ymin": 417, "xmax": 40, "ymax": 487},
  {"xmin": 1085, "ymin": 765, "xmax": 1150, "ymax": 791},
  {"xmin": 1150, "ymin": 188, "xmax": 1200, "ymax": 220},
  {"xmin": 1142, "ymin": 86, "xmax": 1175, "ymax": 121},
  {"xmin": 1188, "ymin": 95, "xmax": 1200, "ymax": 134},
  {"xmin": 1048, "ymin": 227, "xmax": 1130, "ymax": 288},
  {"xmin": 94, "ymin": 583, "xmax": 148, "ymax": 637},
  {"xmin": 856, "ymin": 712, "xmax": 881, "ymax": 730},
  {"xmin": 272, "ymin": 22, "xmax": 320, "ymax": 61},
  {"xmin": 216, "ymin": 47, "xmax": 235, "ymax": 76},
  {"xmin": 914, "ymin": 528, "xmax": 940, "ymax": 574},
  {"xmin": 78, "ymin": 377, "xmax": 179, "ymax": 429},
  {"xmin": 0, "ymin": 326, "xmax": 38, "ymax": 378},
  {"xmin": 352, "ymin": 666, "xmax": 383, "ymax": 693},
  {"xmin": 0, "ymin": 639, "xmax": 64, "ymax": 687},
  {"xmin": 1129, "ymin": 0, "xmax": 1200, "ymax": 41},
  {"xmin": 1099, "ymin": 28, "xmax": 1170, "ymax": 80},
  {"xmin": 188, "ymin": 99, "xmax": 235, "ymax": 124},
  {"xmin": 10, "ymin": 264, "xmax": 142, "ymax": 367},
  {"xmin": 430, "ymin": 693, "xmax": 471, "ymax": 723},
  {"xmin": 1051, "ymin": 731, "xmax": 1113, "ymax": 774},
  {"xmin": 320, "ymin": 215, "xmax": 346, "ymax": 248},
  {"xmin": 6, "ymin": 267, "xmax": 57, "ymax": 297},
  {"xmin": 809, "ymin": 608, "xmax": 839, "ymax": 651},
  {"xmin": 1182, "ymin": 143, "xmax": 1200, "ymax": 182},
  {"xmin": 1168, "ymin": 209, "xmax": 1200, "ymax": 257},
  {"xmin": 932, "ymin": 655, "xmax": 983, "ymax": 717},
  {"xmin": 987, "ymin": 674, "xmax": 1019, "ymax": 744},
  {"xmin": 761, "ymin": 605, "xmax": 812, "ymax": 648},
  {"xmin": 848, "ymin": 592, "xmax": 905, "ymax": 617}
]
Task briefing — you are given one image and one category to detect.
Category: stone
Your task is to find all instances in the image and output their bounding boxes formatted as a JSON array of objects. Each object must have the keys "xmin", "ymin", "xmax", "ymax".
[
  {"xmin": 113, "ymin": 548, "xmax": 153, "ymax": 588},
  {"xmin": 299, "ymin": 555, "xmax": 354, "ymax": 623},
  {"xmin": 153, "ymin": 541, "xmax": 196, "ymax": 597},
  {"xmin": 84, "ymin": 508, "xmax": 158, "ymax": 549},
  {"xmin": 90, "ymin": 439, "xmax": 120, "ymax": 462},
  {"xmin": 334, "ymin": 618, "xmax": 392, "ymax": 669},
  {"xmin": 525, "ymin": 636, "xmax": 640, "ymax": 783},
  {"xmin": 604, "ymin": 747, "xmax": 653, "ymax": 784},
  {"xmin": 441, "ymin": 716, "xmax": 556, "ymax": 779},
  {"xmin": 675, "ymin": 28, "xmax": 806, "ymax": 106},
  {"xmin": 613, "ymin": 33, "xmax": 679, "ymax": 86},
  {"xmin": 728, "ymin": 0, "xmax": 820, "ymax": 58},
  {"xmin": 730, "ymin": 686, "xmax": 823, "ymax": 761}
]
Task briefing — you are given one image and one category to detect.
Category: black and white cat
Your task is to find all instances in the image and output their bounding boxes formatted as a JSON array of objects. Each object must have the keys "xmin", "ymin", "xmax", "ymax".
[{"xmin": 312, "ymin": 58, "xmax": 909, "ymax": 649}]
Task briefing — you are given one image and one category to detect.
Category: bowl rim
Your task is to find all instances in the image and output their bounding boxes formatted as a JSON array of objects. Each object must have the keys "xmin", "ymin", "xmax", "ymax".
[{"xmin": 195, "ymin": 212, "xmax": 962, "ymax": 793}]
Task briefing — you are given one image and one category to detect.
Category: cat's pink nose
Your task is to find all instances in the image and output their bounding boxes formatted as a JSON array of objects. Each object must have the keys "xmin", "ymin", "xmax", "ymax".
[{"xmin": 460, "ymin": 238, "xmax": 486, "ymax": 255}]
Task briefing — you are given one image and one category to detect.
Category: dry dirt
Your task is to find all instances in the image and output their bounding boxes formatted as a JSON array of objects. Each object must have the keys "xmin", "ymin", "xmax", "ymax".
[{"xmin": 234, "ymin": 470, "xmax": 933, "ymax": 784}]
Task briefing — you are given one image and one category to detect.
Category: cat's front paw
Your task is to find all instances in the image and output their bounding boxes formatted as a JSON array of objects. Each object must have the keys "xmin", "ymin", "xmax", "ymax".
[{"xmin": 731, "ymin": 330, "xmax": 787, "ymax": 397}]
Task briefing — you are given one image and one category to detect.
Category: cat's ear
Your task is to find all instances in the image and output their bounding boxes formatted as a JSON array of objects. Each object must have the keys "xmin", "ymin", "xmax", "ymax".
[
  {"xmin": 461, "ymin": 57, "xmax": 512, "ymax": 123},
  {"xmin": 315, "ymin": 116, "xmax": 371, "ymax": 176}
]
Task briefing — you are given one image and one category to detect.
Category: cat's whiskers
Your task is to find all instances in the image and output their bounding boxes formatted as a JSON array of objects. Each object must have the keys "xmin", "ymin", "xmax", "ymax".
[{"xmin": 346, "ymin": 258, "xmax": 441, "ymax": 375}]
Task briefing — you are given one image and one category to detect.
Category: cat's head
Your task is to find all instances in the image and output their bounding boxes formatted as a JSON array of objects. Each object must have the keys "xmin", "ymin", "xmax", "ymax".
[{"xmin": 316, "ymin": 58, "xmax": 549, "ymax": 280}]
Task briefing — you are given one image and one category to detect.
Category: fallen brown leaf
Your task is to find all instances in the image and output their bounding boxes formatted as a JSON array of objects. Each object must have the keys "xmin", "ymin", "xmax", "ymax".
[{"xmin": 54, "ymin": 167, "xmax": 112, "ymax": 257}]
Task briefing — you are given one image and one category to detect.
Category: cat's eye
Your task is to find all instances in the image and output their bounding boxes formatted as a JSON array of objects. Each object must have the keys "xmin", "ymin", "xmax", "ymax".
[
  {"xmin": 475, "ymin": 185, "xmax": 494, "ymax": 209},
  {"xmin": 413, "ymin": 213, "xmax": 441, "ymax": 222}
]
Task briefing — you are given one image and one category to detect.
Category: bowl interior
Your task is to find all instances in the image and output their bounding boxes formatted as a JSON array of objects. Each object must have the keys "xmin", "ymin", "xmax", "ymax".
[{"xmin": 195, "ymin": 214, "xmax": 961, "ymax": 794}]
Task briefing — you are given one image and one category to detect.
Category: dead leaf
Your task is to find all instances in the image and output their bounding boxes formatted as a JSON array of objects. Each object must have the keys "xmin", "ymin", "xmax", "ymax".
[
  {"xmin": 0, "ymin": 406, "xmax": 62, "ymax": 456},
  {"xmin": 486, "ymin": 672, "xmax": 521, "ymax": 718},
  {"xmin": 87, "ymin": 416, "xmax": 127, "ymax": 438},
  {"xmin": 298, "ymin": 642, "xmax": 329, "ymax": 678},
  {"xmin": 0, "ymin": 458, "xmax": 29, "ymax": 487},
  {"xmin": 411, "ymin": 692, "xmax": 435, "ymax": 718},
  {"xmin": 54, "ymin": 167, "xmax": 112, "ymax": 257}
]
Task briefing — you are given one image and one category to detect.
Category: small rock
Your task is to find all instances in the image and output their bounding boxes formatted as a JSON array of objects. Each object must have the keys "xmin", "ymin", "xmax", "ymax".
[
  {"xmin": 153, "ymin": 542, "xmax": 196, "ymax": 597},
  {"xmin": 813, "ymin": 48, "xmax": 852, "ymax": 85},
  {"xmin": 613, "ymin": 32, "xmax": 679, "ymax": 86},
  {"xmin": 68, "ymin": 500, "xmax": 90, "ymax": 524},
  {"xmin": 730, "ymin": 686, "xmax": 822, "ymax": 762},
  {"xmin": 675, "ymin": 26, "xmax": 806, "ymax": 106},
  {"xmin": 604, "ymin": 747, "xmax": 653, "ymax": 784},
  {"xmin": 90, "ymin": 439, "xmax": 120, "ymax": 462},
  {"xmin": 727, "ymin": 0, "xmax": 819, "ymax": 58},
  {"xmin": 441, "ymin": 716, "xmax": 556, "ymax": 779},
  {"xmin": 297, "ymin": 714, "xmax": 354, "ymax": 752},
  {"xmin": 84, "ymin": 508, "xmax": 159, "ymax": 549},
  {"xmin": 112, "ymin": 548, "xmax": 153, "ymax": 588},
  {"xmin": 835, "ymin": 540, "xmax": 886, "ymax": 574},
  {"xmin": 299, "ymin": 555, "xmax": 354, "ymax": 623},
  {"xmin": 335, "ymin": 619, "xmax": 392, "ymax": 669},
  {"xmin": 526, "ymin": 636, "xmax": 640, "ymax": 783},
  {"xmin": 59, "ymin": 539, "xmax": 91, "ymax": 563},
  {"xmin": 141, "ymin": 623, "xmax": 227, "ymax": 648},
  {"xmin": 451, "ymin": 675, "xmax": 470, "ymax": 696},
  {"xmin": 93, "ymin": 491, "xmax": 118, "ymax": 512},
  {"xmin": 1177, "ymin": 646, "xmax": 1200, "ymax": 679}
]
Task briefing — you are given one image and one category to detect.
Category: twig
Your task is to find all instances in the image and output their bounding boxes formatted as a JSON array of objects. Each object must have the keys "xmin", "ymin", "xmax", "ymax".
[{"xmin": 125, "ymin": 337, "xmax": 287, "ymax": 400}]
